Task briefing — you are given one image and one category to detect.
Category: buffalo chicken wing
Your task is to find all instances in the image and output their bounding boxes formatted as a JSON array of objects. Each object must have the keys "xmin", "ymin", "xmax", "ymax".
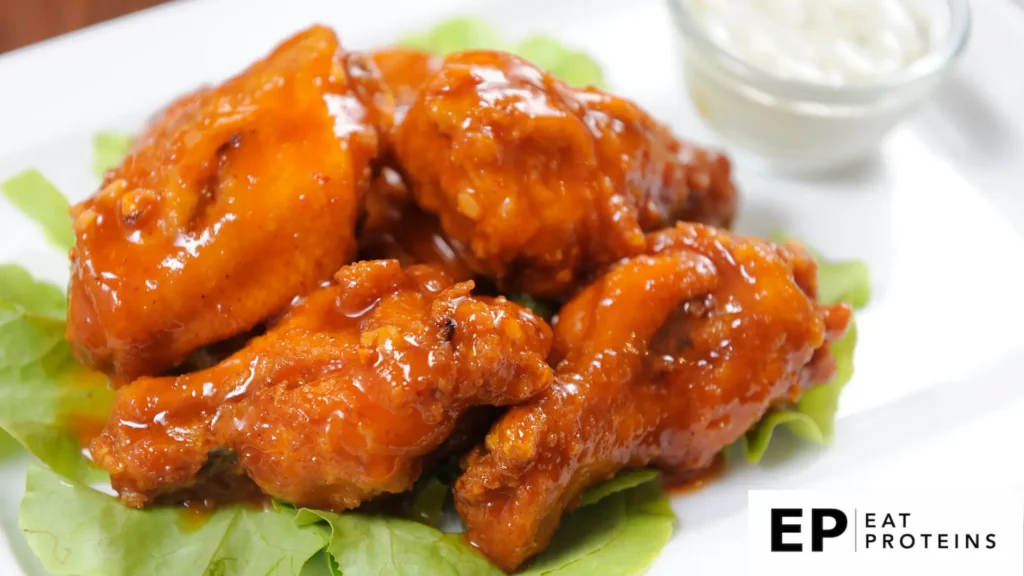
[
  {"xmin": 370, "ymin": 47, "xmax": 443, "ymax": 127},
  {"xmin": 395, "ymin": 51, "xmax": 738, "ymax": 298},
  {"xmin": 358, "ymin": 167, "xmax": 477, "ymax": 282},
  {"xmin": 454, "ymin": 223, "xmax": 852, "ymax": 570},
  {"xmin": 357, "ymin": 48, "xmax": 474, "ymax": 280},
  {"xmin": 91, "ymin": 260, "xmax": 553, "ymax": 510},
  {"xmin": 66, "ymin": 26, "xmax": 387, "ymax": 382}
]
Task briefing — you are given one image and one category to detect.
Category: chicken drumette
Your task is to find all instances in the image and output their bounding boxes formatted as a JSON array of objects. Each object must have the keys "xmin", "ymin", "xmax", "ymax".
[
  {"xmin": 395, "ymin": 51, "xmax": 738, "ymax": 298},
  {"xmin": 91, "ymin": 260, "xmax": 553, "ymax": 510},
  {"xmin": 454, "ymin": 223, "xmax": 852, "ymax": 571},
  {"xmin": 67, "ymin": 26, "xmax": 390, "ymax": 382}
]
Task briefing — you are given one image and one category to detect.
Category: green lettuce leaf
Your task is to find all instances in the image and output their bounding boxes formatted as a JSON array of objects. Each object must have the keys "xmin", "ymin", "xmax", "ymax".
[
  {"xmin": 293, "ymin": 475, "xmax": 672, "ymax": 576},
  {"xmin": 1, "ymin": 169, "xmax": 75, "ymax": 252},
  {"xmin": 0, "ymin": 429, "xmax": 19, "ymax": 459},
  {"xmin": 272, "ymin": 499, "xmax": 297, "ymax": 513},
  {"xmin": 19, "ymin": 463, "xmax": 328, "ymax": 576},
  {"xmin": 399, "ymin": 18, "xmax": 606, "ymax": 88},
  {"xmin": 520, "ymin": 481, "xmax": 674, "ymax": 576},
  {"xmin": 742, "ymin": 236, "xmax": 871, "ymax": 462},
  {"xmin": 817, "ymin": 260, "xmax": 871, "ymax": 310},
  {"xmin": 745, "ymin": 322, "xmax": 858, "ymax": 457},
  {"xmin": 409, "ymin": 475, "xmax": 449, "ymax": 527},
  {"xmin": 512, "ymin": 293, "xmax": 556, "ymax": 320},
  {"xmin": 300, "ymin": 552, "xmax": 336, "ymax": 576},
  {"xmin": 579, "ymin": 468, "xmax": 659, "ymax": 507},
  {"xmin": 296, "ymin": 509, "xmax": 501, "ymax": 576},
  {"xmin": 0, "ymin": 262, "xmax": 66, "ymax": 319},
  {"xmin": 92, "ymin": 132, "xmax": 134, "ymax": 178},
  {"xmin": 772, "ymin": 232, "xmax": 872, "ymax": 309},
  {"xmin": 400, "ymin": 17, "xmax": 505, "ymax": 54},
  {"xmin": 0, "ymin": 264, "xmax": 114, "ymax": 482},
  {"xmin": 512, "ymin": 36, "xmax": 607, "ymax": 89}
]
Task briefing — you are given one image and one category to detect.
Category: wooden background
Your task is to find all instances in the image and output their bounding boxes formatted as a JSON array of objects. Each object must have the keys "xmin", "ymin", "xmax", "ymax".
[{"xmin": 0, "ymin": 0, "xmax": 172, "ymax": 53}]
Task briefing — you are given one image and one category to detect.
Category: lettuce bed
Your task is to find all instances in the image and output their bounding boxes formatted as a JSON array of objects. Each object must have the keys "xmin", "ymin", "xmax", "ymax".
[{"xmin": 0, "ymin": 19, "xmax": 870, "ymax": 576}]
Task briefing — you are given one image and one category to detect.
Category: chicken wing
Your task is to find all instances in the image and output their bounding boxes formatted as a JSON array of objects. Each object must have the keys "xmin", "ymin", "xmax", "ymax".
[
  {"xmin": 370, "ymin": 47, "xmax": 442, "ymax": 126},
  {"xmin": 91, "ymin": 260, "xmax": 553, "ymax": 511},
  {"xmin": 357, "ymin": 48, "xmax": 474, "ymax": 279},
  {"xmin": 394, "ymin": 51, "xmax": 738, "ymax": 298},
  {"xmin": 454, "ymin": 223, "xmax": 851, "ymax": 570},
  {"xmin": 357, "ymin": 166, "xmax": 476, "ymax": 282},
  {"xmin": 66, "ymin": 26, "xmax": 389, "ymax": 382}
]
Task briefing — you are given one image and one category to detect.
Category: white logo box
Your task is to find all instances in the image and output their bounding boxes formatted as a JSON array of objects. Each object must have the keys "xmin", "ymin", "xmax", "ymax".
[{"xmin": 748, "ymin": 490, "xmax": 1024, "ymax": 575}]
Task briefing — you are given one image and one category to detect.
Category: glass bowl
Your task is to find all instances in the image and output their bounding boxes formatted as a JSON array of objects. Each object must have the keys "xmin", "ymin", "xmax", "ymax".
[{"xmin": 667, "ymin": 0, "xmax": 972, "ymax": 172}]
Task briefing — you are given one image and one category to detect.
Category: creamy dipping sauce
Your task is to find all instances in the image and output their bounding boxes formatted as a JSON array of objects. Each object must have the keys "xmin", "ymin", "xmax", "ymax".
[{"xmin": 686, "ymin": 0, "xmax": 937, "ymax": 85}]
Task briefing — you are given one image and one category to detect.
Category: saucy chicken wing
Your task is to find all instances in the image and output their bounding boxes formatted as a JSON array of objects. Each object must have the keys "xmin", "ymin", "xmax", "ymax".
[
  {"xmin": 371, "ymin": 47, "xmax": 442, "ymax": 126},
  {"xmin": 358, "ymin": 167, "xmax": 476, "ymax": 282},
  {"xmin": 67, "ymin": 26, "xmax": 388, "ymax": 382},
  {"xmin": 454, "ymin": 223, "xmax": 851, "ymax": 570},
  {"xmin": 395, "ymin": 51, "xmax": 738, "ymax": 298},
  {"xmin": 357, "ymin": 48, "xmax": 472, "ymax": 278},
  {"xmin": 91, "ymin": 260, "xmax": 553, "ymax": 511}
]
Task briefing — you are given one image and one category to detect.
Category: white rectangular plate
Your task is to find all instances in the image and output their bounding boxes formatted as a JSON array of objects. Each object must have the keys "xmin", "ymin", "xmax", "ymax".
[{"xmin": 2, "ymin": 0, "xmax": 1024, "ymax": 574}]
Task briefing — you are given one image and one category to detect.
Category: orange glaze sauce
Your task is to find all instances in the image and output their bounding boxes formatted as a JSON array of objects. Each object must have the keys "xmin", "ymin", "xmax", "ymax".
[
  {"xmin": 56, "ymin": 362, "xmax": 116, "ymax": 459},
  {"xmin": 663, "ymin": 452, "xmax": 727, "ymax": 496},
  {"xmin": 178, "ymin": 503, "xmax": 216, "ymax": 533},
  {"xmin": 64, "ymin": 413, "xmax": 108, "ymax": 452},
  {"xmin": 177, "ymin": 483, "xmax": 273, "ymax": 533}
]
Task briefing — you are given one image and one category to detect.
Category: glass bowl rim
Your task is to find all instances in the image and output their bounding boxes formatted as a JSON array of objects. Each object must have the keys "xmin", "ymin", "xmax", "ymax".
[{"xmin": 666, "ymin": 0, "xmax": 972, "ymax": 102}]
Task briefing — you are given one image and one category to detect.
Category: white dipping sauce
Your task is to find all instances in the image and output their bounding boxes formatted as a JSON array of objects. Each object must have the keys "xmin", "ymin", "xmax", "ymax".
[{"xmin": 686, "ymin": 0, "xmax": 936, "ymax": 85}]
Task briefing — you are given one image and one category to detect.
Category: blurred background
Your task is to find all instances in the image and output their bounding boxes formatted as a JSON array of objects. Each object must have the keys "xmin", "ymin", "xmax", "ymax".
[{"xmin": 0, "ymin": 0, "xmax": 170, "ymax": 53}]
